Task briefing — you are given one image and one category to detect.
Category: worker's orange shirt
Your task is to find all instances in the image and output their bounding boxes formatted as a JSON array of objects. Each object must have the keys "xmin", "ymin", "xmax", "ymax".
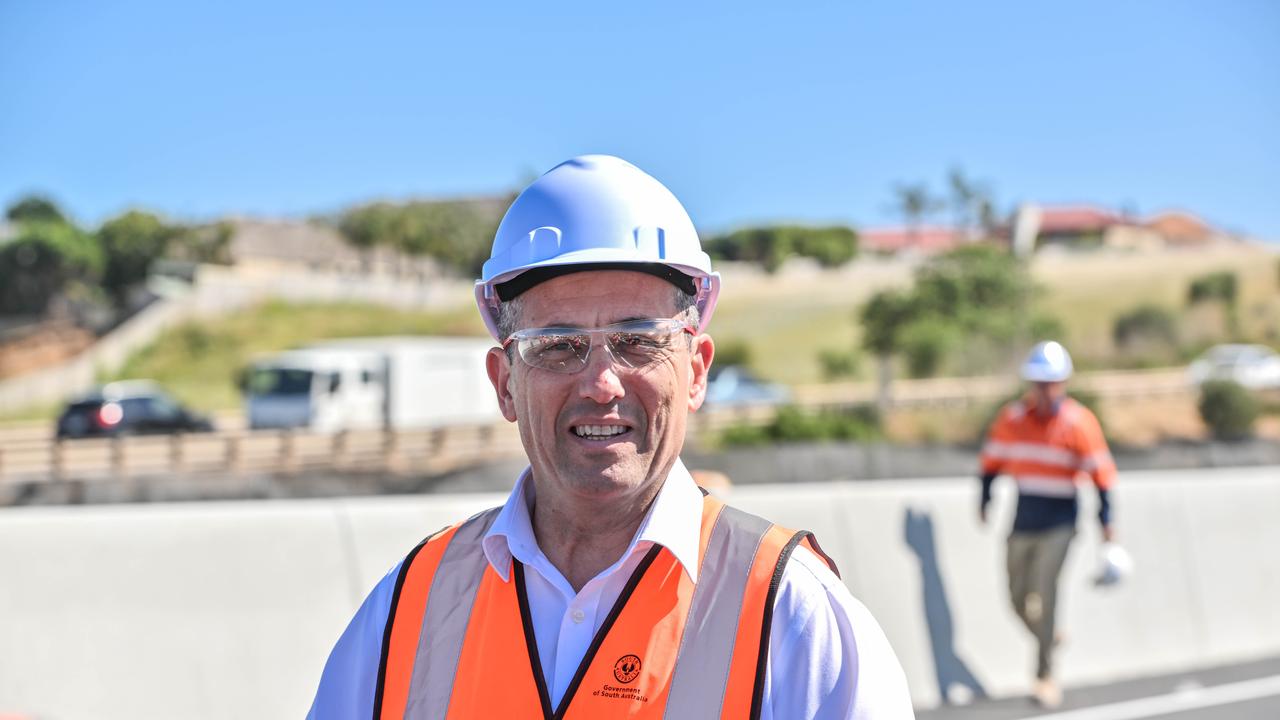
[{"xmin": 980, "ymin": 396, "xmax": 1115, "ymax": 498}]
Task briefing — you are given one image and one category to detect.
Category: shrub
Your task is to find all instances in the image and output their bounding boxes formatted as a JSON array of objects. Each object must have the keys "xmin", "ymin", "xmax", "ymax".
[
  {"xmin": 704, "ymin": 225, "xmax": 859, "ymax": 273},
  {"xmin": 721, "ymin": 404, "xmax": 880, "ymax": 446},
  {"xmin": 1198, "ymin": 380, "xmax": 1258, "ymax": 441},
  {"xmin": 817, "ymin": 348, "xmax": 860, "ymax": 380},
  {"xmin": 719, "ymin": 424, "xmax": 771, "ymax": 447},
  {"xmin": 1113, "ymin": 305, "xmax": 1179, "ymax": 355},
  {"xmin": 1187, "ymin": 271, "xmax": 1238, "ymax": 306},
  {"xmin": 714, "ymin": 340, "xmax": 753, "ymax": 369},
  {"xmin": 771, "ymin": 406, "xmax": 833, "ymax": 442}
]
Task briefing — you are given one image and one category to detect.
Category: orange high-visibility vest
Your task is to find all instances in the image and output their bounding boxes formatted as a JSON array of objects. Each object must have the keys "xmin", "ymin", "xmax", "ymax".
[
  {"xmin": 980, "ymin": 396, "xmax": 1116, "ymax": 499},
  {"xmin": 373, "ymin": 494, "xmax": 837, "ymax": 720}
]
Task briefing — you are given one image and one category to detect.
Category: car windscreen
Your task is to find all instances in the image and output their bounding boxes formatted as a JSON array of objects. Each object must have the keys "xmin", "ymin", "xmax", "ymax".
[{"xmin": 247, "ymin": 368, "xmax": 314, "ymax": 396}]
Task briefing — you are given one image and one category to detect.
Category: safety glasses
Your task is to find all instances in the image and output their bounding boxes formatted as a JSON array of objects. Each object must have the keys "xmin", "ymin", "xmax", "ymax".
[{"xmin": 503, "ymin": 318, "xmax": 695, "ymax": 374}]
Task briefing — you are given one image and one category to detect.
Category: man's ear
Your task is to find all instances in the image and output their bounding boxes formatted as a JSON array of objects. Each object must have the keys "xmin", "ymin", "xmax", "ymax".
[
  {"xmin": 687, "ymin": 334, "xmax": 714, "ymax": 412},
  {"xmin": 486, "ymin": 347, "xmax": 519, "ymax": 422}
]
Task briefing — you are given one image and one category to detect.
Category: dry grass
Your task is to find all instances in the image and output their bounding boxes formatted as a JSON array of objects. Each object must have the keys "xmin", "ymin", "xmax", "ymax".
[{"xmin": 710, "ymin": 244, "xmax": 1280, "ymax": 385}]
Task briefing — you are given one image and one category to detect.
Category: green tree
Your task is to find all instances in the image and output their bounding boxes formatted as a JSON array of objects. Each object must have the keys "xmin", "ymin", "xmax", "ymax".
[
  {"xmin": 337, "ymin": 199, "xmax": 502, "ymax": 276},
  {"xmin": 788, "ymin": 226, "xmax": 859, "ymax": 267},
  {"xmin": 899, "ymin": 317, "xmax": 961, "ymax": 378},
  {"xmin": 0, "ymin": 221, "xmax": 103, "ymax": 314},
  {"xmin": 338, "ymin": 202, "xmax": 395, "ymax": 271},
  {"xmin": 860, "ymin": 289, "xmax": 919, "ymax": 408},
  {"xmin": 858, "ymin": 245, "xmax": 1051, "ymax": 389},
  {"xmin": 6, "ymin": 194, "xmax": 67, "ymax": 225},
  {"xmin": 704, "ymin": 225, "xmax": 858, "ymax": 273},
  {"xmin": 704, "ymin": 227, "xmax": 791, "ymax": 273},
  {"xmin": 892, "ymin": 183, "xmax": 941, "ymax": 247},
  {"xmin": 96, "ymin": 210, "xmax": 176, "ymax": 306}
]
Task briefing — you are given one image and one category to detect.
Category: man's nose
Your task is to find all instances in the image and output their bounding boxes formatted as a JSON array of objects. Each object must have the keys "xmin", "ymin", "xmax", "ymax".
[{"xmin": 577, "ymin": 343, "xmax": 626, "ymax": 403}]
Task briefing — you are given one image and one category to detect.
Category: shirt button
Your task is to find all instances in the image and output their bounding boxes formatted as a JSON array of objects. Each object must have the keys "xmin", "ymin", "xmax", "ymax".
[{"xmin": 571, "ymin": 609, "xmax": 586, "ymax": 624}]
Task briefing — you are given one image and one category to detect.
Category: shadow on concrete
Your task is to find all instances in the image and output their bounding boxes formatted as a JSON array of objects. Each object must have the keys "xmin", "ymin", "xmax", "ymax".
[{"xmin": 905, "ymin": 507, "xmax": 987, "ymax": 705}]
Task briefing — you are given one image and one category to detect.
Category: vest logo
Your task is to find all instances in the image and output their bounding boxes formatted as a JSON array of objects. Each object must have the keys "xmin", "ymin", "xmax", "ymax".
[{"xmin": 613, "ymin": 654, "xmax": 642, "ymax": 684}]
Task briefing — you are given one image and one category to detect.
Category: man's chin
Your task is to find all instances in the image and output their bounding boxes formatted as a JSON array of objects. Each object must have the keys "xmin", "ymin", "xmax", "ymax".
[{"xmin": 559, "ymin": 461, "xmax": 650, "ymax": 497}]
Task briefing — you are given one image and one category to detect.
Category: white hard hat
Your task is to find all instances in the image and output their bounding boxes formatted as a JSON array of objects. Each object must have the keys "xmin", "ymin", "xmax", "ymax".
[
  {"xmin": 1021, "ymin": 340, "xmax": 1074, "ymax": 382},
  {"xmin": 1094, "ymin": 542, "xmax": 1133, "ymax": 587},
  {"xmin": 474, "ymin": 155, "xmax": 721, "ymax": 341}
]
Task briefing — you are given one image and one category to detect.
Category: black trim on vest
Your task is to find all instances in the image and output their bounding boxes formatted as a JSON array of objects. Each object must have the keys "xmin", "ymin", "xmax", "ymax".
[
  {"xmin": 550, "ymin": 544, "xmax": 663, "ymax": 720},
  {"xmin": 514, "ymin": 561, "xmax": 556, "ymax": 719},
  {"xmin": 748, "ymin": 530, "xmax": 812, "ymax": 720},
  {"xmin": 804, "ymin": 532, "xmax": 841, "ymax": 579},
  {"xmin": 372, "ymin": 536, "xmax": 428, "ymax": 720}
]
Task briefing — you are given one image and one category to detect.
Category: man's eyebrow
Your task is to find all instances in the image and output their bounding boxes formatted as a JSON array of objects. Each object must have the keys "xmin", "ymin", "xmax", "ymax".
[{"xmin": 534, "ymin": 316, "xmax": 654, "ymax": 329}]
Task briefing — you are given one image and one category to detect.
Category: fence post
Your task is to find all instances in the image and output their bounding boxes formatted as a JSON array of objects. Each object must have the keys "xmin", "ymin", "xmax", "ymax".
[
  {"xmin": 51, "ymin": 439, "xmax": 65, "ymax": 483},
  {"xmin": 382, "ymin": 428, "xmax": 399, "ymax": 474},
  {"xmin": 332, "ymin": 430, "xmax": 347, "ymax": 470},
  {"xmin": 111, "ymin": 435, "xmax": 126, "ymax": 481},
  {"xmin": 170, "ymin": 433, "xmax": 184, "ymax": 474},
  {"xmin": 280, "ymin": 430, "xmax": 296, "ymax": 475},
  {"xmin": 225, "ymin": 434, "xmax": 241, "ymax": 476}
]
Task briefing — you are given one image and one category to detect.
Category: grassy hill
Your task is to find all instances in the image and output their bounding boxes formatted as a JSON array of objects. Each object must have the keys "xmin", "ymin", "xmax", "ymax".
[
  {"xmin": 6, "ymin": 243, "xmax": 1271, "ymax": 422},
  {"xmin": 714, "ymin": 245, "xmax": 1280, "ymax": 385}
]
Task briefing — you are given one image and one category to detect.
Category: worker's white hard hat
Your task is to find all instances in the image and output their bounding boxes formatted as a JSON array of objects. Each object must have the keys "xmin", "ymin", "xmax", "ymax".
[
  {"xmin": 1021, "ymin": 340, "xmax": 1074, "ymax": 382},
  {"xmin": 474, "ymin": 155, "xmax": 721, "ymax": 341},
  {"xmin": 1094, "ymin": 542, "xmax": 1133, "ymax": 587}
]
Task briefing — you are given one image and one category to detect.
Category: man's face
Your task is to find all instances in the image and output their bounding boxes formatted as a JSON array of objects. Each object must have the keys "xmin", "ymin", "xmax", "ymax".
[
  {"xmin": 1030, "ymin": 380, "xmax": 1067, "ymax": 414},
  {"xmin": 485, "ymin": 271, "xmax": 714, "ymax": 507}
]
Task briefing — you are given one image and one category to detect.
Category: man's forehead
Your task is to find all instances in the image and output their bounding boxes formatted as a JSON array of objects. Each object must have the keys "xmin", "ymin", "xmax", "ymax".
[{"xmin": 518, "ymin": 271, "xmax": 678, "ymax": 325}]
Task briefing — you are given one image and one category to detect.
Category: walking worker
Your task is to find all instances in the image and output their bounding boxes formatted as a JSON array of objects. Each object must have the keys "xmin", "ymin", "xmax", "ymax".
[
  {"xmin": 978, "ymin": 340, "xmax": 1117, "ymax": 708},
  {"xmin": 308, "ymin": 155, "xmax": 914, "ymax": 719}
]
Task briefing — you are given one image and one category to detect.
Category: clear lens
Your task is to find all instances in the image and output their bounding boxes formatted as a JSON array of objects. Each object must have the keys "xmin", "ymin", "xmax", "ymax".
[{"xmin": 510, "ymin": 319, "xmax": 689, "ymax": 373}]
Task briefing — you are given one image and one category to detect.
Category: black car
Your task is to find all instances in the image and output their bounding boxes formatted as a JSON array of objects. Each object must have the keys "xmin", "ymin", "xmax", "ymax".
[{"xmin": 55, "ymin": 381, "xmax": 215, "ymax": 439}]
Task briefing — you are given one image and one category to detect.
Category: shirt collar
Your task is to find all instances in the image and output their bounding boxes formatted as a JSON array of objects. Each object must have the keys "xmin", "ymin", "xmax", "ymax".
[{"xmin": 481, "ymin": 458, "xmax": 704, "ymax": 584}]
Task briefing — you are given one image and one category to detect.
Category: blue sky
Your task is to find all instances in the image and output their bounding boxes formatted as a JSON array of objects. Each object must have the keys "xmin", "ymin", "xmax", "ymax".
[{"xmin": 2, "ymin": 1, "xmax": 1277, "ymax": 239}]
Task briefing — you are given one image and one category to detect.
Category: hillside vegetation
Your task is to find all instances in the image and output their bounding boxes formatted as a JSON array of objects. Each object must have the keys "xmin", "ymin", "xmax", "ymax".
[{"xmin": 105, "ymin": 301, "xmax": 485, "ymax": 412}]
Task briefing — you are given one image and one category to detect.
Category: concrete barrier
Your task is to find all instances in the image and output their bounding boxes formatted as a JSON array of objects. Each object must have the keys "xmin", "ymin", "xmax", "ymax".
[{"xmin": 1, "ymin": 466, "xmax": 1278, "ymax": 717}]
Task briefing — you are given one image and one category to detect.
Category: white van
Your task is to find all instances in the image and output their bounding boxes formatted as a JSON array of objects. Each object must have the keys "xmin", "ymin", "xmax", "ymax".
[{"xmin": 244, "ymin": 337, "xmax": 498, "ymax": 431}]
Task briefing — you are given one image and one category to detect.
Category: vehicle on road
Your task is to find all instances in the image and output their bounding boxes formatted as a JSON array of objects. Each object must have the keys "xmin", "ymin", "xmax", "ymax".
[
  {"xmin": 56, "ymin": 381, "xmax": 215, "ymax": 439},
  {"xmin": 242, "ymin": 336, "xmax": 500, "ymax": 431},
  {"xmin": 703, "ymin": 365, "xmax": 791, "ymax": 406},
  {"xmin": 1187, "ymin": 344, "xmax": 1280, "ymax": 390}
]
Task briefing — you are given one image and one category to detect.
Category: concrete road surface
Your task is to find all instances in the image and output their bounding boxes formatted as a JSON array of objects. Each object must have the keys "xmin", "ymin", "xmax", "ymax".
[{"xmin": 917, "ymin": 656, "xmax": 1280, "ymax": 720}]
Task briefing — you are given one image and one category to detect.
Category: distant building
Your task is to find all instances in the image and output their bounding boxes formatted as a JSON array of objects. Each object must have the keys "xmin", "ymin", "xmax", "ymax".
[
  {"xmin": 859, "ymin": 226, "xmax": 966, "ymax": 255},
  {"xmin": 1010, "ymin": 204, "xmax": 1230, "ymax": 253},
  {"xmin": 1143, "ymin": 211, "xmax": 1223, "ymax": 248},
  {"xmin": 1033, "ymin": 205, "xmax": 1126, "ymax": 248}
]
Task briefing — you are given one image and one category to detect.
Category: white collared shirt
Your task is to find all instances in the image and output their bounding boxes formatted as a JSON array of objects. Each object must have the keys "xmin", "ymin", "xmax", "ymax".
[{"xmin": 309, "ymin": 459, "xmax": 915, "ymax": 719}]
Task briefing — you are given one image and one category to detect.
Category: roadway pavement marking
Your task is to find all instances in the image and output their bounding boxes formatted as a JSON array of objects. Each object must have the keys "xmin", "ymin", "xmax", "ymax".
[{"xmin": 1010, "ymin": 674, "xmax": 1280, "ymax": 720}]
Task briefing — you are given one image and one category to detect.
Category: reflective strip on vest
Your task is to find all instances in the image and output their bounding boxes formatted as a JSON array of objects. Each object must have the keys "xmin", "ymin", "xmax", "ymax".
[
  {"xmin": 1015, "ymin": 474, "xmax": 1079, "ymax": 498},
  {"xmin": 981, "ymin": 440, "xmax": 1079, "ymax": 470},
  {"xmin": 375, "ymin": 495, "xmax": 830, "ymax": 719},
  {"xmin": 662, "ymin": 505, "xmax": 773, "ymax": 717},
  {"xmin": 405, "ymin": 508, "xmax": 500, "ymax": 719}
]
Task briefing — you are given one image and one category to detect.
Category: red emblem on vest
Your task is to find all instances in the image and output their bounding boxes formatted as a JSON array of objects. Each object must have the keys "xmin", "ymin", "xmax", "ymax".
[{"xmin": 613, "ymin": 654, "xmax": 642, "ymax": 684}]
